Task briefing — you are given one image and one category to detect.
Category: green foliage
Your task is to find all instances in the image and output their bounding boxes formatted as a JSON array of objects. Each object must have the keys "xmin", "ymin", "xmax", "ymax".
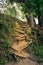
[
  {"xmin": 32, "ymin": 44, "xmax": 43, "ymax": 63},
  {"xmin": 32, "ymin": 0, "xmax": 43, "ymax": 16},
  {"xmin": 32, "ymin": 44, "xmax": 43, "ymax": 57},
  {"xmin": 19, "ymin": 3, "xmax": 27, "ymax": 14},
  {"xmin": 0, "ymin": 19, "xmax": 6, "ymax": 31},
  {"xmin": 9, "ymin": 0, "xmax": 14, "ymax": 3},
  {"xmin": 0, "ymin": 15, "xmax": 17, "ymax": 37},
  {"xmin": 37, "ymin": 58, "xmax": 43, "ymax": 63},
  {"xmin": 4, "ymin": 7, "xmax": 17, "ymax": 17},
  {"xmin": 0, "ymin": 14, "xmax": 18, "ymax": 63},
  {"xmin": 31, "ymin": 28, "xmax": 43, "ymax": 63},
  {"xmin": 21, "ymin": 0, "xmax": 43, "ymax": 16},
  {"xmin": 0, "ymin": 38, "xmax": 12, "ymax": 50},
  {"xmin": 0, "ymin": 59, "xmax": 5, "ymax": 65}
]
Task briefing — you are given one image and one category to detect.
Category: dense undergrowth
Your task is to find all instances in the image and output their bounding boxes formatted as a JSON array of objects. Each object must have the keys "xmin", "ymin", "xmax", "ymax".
[
  {"xmin": 0, "ymin": 14, "xmax": 18, "ymax": 65},
  {"xmin": 31, "ymin": 28, "xmax": 43, "ymax": 63}
]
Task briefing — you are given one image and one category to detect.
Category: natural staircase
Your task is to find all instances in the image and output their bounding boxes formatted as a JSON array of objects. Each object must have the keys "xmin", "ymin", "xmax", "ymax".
[
  {"xmin": 10, "ymin": 21, "xmax": 32, "ymax": 58},
  {"xmin": 0, "ymin": 14, "xmax": 32, "ymax": 58}
]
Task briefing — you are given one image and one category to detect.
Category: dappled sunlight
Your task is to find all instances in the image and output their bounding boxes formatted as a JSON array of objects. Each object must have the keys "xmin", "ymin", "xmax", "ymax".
[
  {"xmin": 13, "ymin": 2, "xmax": 27, "ymax": 21},
  {"xmin": 34, "ymin": 18, "xmax": 38, "ymax": 24}
]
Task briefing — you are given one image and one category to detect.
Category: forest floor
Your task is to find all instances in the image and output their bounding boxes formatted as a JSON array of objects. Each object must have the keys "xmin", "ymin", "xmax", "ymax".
[{"xmin": 5, "ymin": 57, "xmax": 43, "ymax": 65}]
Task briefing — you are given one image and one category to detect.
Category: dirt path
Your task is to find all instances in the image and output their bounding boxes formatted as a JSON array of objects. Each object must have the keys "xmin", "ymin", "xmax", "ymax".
[
  {"xmin": 4, "ymin": 22, "xmax": 43, "ymax": 65},
  {"xmin": 9, "ymin": 21, "xmax": 32, "ymax": 58},
  {"xmin": 5, "ymin": 22, "xmax": 43, "ymax": 65},
  {"xmin": 5, "ymin": 58, "xmax": 40, "ymax": 65}
]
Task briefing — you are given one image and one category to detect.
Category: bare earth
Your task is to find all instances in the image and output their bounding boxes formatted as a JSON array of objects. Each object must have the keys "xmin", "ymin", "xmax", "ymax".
[{"xmin": 5, "ymin": 58, "xmax": 40, "ymax": 65}]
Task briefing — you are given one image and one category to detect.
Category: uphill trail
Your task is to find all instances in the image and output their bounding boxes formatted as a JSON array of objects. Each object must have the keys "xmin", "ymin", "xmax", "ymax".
[{"xmin": 5, "ymin": 22, "xmax": 41, "ymax": 65}]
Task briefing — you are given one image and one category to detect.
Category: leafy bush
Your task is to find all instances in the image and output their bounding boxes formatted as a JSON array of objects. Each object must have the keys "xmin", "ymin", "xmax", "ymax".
[
  {"xmin": 0, "ymin": 14, "xmax": 18, "ymax": 63},
  {"xmin": 32, "ymin": 44, "xmax": 43, "ymax": 57},
  {"xmin": 31, "ymin": 28, "xmax": 43, "ymax": 63},
  {"xmin": 4, "ymin": 6, "xmax": 17, "ymax": 17},
  {"xmin": 32, "ymin": 44, "xmax": 43, "ymax": 63}
]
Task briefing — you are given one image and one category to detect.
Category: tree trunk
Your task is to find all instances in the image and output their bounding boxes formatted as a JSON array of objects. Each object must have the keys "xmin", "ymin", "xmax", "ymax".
[
  {"xmin": 26, "ymin": 11, "xmax": 34, "ymax": 28},
  {"xmin": 29, "ymin": 12, "xmax": 34, "ymax": 28},
  {"xmin": 38, "ymin": 15, "xmax": 42, "ymax": 27},
  {"xmin": 41, "ymin": 16, "xmax": 43, "ymax": 27}
]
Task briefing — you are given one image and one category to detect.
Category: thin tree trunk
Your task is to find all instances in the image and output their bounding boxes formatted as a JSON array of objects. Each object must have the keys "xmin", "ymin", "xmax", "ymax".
[
  {"xmin": 26, "ymin": 11, "xmax": 34, "ymax": 28},
  {"xmin": 29, "ymin": 12, "xmax": 34, "ymax": 28},
  {"xmin": 38, "ymin": 15, "xmax": 42, "ymax": 27},
  {"xmin": 41, "ymin": 16, "xmax": 43, "ymax": 27}
]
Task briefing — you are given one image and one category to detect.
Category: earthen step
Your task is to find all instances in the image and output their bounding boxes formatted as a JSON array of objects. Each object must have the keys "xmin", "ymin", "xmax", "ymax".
[
  {"xmin": 21, "ymin": 26, "xmax": 26, "ymax": 28},
  {"xmin": 15, "ymin": 29, "xmax": 25, "ymax": 34},
  {"xmin": 11, "ymin": 40, "xmax": 32, "ymax": 52},
  {"xmin": 15, "ymin": 34, "xmax": 27, "ymax": 41},
  {"xmin": 20, "ymin": 23, "xmax": 28, "ymax": 26},
  {"xmin": 26, "ymin": 39, "xmax": 32, "ymax": 44},
  {"xmin": 14, "ymin": 37, "xmax": 25, "ymax": 41},
  {"xmin": 16, "ymin": 28, "xmax": 27, "ymax": 31},
  {"xmin": 26, "ymin": 36, "xmax": 32, "ymax": 41},
  {"xmin": 16, "ymin": 28, "xmax": 23, "ymax": 30},
  {"xmin": 9, "ymin": 48, "xmax": 30, "ymax": 58},
  {"xmin": 14, "ymin": 50, "xmax": 30, "ymax": 58},
  {"xmin": 16, "ymin": 34, "xmax": 27, "ymax": 38},
  {"xmin": 21, "ymin": 27, "xmax": 27, "ymax": 30},
  {"xmin": 14, "ymin": 34, "xmax": 27, "ymax": 41},
  {"xmin": 15, "ymin": 37, "xmax": 25, "ymax": 41}
]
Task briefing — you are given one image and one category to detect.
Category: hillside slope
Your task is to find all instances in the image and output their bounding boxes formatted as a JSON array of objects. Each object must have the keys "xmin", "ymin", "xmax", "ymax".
[{"xmin": 0, "ymin": 14, "xmax": 43, "ymax": 65}]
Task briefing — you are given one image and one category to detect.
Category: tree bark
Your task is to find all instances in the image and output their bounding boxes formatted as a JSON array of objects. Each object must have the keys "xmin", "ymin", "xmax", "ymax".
[
  {"xmin": 26, "ymin": 11, "xmax": 34, "ymax": 28},
  {"xmin": 29, "ymin": 11, "xmax": 34, "ymax": 28}
]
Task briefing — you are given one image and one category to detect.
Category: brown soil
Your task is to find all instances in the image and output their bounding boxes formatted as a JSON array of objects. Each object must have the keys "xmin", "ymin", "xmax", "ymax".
[{"xmin": 5, "ymin": 58, "xmax": 39, "ymax": 65}]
